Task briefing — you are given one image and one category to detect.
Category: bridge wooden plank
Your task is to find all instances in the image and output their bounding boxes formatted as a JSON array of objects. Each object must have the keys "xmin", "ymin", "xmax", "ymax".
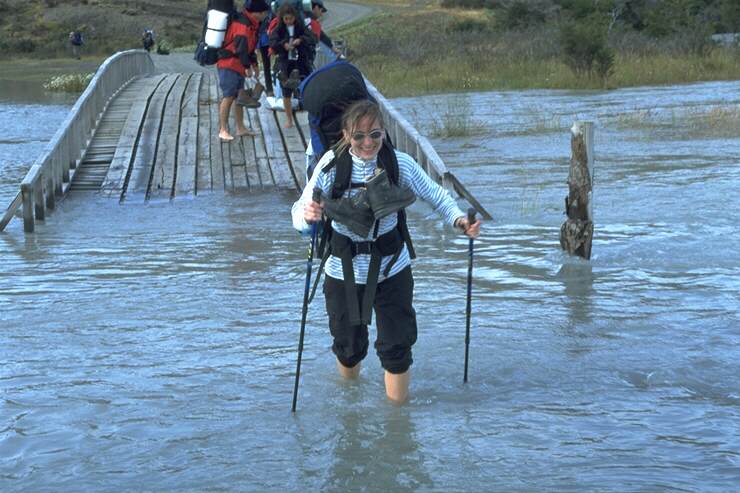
[
  {"xmin": 274, "ymin": 110, "xmax": 306, "ymax": 190},
  {"xmin": 100, "ymin": 74, "xmax": 166, "ymax": 198},
  {"xmin": 230, "ymin": 134, "xmax": 248, "ymax": 190},
  {"xmin": 222, "ymin": 127, "xmax": 235, "ymax": 192},
  {"xmin": 209, "ymin": 73, "xmax": 225, "ymax": 191},
  {"xmin": 196, "ymin": 72, "xmax": 212, "ymax": 193},
  {"xmin": 294, "ymin": 111, "xmax": 310, "ymax": 150},
  {"xmin": 237, "ymin": 109, "xmax": 260, "ymax": 188},
  {"xmin": 246, "ymin": 108, "xmax": 271, "ymax": 187},
  {"xmin": 255, "ymin": 105, "xmax": 293, "ymax": 188},
  {"xmin": 148, "ymin": 73, "xmax": 191, "ymax": 201},
  {"xmin": 175, "ymin": 72, "xmax": 202, "ymax": 197},
  {"xmin": 124, "ymin": 73, "xmax": 181, "ymax": 200}
]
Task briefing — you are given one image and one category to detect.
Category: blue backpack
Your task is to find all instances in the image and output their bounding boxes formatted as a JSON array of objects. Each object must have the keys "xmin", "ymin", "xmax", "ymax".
[{"xmin": 299, "ymin": 60, "xmax": 375, "ymax": 161}]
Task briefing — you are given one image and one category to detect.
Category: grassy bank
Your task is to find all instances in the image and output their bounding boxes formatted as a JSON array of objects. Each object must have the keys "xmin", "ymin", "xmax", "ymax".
[
  {"xmin": 333, "ymin": 4, "xmax": 740, "ymax": 96},
  {"xmin": 0, "ymin": 57, "xmax": 105, "ymax": 82},
  {"xmin": 0, "ymin": 0, "xmax": 203, "ymax": 60}
]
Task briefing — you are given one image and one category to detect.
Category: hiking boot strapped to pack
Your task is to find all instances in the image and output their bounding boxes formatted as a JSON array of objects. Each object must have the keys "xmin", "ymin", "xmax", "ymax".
[
  {"xmin": 365, "ymin": 169, "xmax": 416, "ymax": 220},
  {"xmin": 322, "ymin": 190, "xmax": 376, "ymax": 238}
]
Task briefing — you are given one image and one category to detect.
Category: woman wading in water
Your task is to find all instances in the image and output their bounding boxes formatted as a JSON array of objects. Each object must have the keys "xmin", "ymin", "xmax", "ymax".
[{"xmin": 292, "ymin": 100, "xmax": 481, "ymax": 403}]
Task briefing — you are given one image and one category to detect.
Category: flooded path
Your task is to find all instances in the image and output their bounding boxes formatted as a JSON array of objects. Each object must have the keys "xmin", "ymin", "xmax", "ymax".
[{"xmin": 1, "ymin": 80, "xmax": 738, "ymax": 492}]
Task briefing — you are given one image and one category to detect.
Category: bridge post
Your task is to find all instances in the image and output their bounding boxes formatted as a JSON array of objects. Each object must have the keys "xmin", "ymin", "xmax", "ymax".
[
  {"xmin": 21, "ymin": 166, "xmax": 40, "ymax": 233},
  {"xmin": 34, "ymin": 182, "xmax": 45, "ymax": 221},
  {"xmin": 560, "ymin": 121, "xmax": 595, "ymax": 260},
  {"xmin": 45, "ymin": 167, "xmax": 56, "ymax": 210}
]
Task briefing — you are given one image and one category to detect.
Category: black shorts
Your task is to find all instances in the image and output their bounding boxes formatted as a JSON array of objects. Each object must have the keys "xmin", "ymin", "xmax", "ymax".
[{"xmin": 323, "ymin": 266, "xmax": 417, "ymax": 374}]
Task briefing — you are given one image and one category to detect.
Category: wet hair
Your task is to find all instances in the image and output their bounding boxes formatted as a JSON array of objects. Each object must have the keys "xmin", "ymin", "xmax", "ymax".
[
  {"xmin": 334, "ymin": 100, "xmax": 385, "ymax": 155},
  {"xmin": 277, "ymin": 3, "xmax": 297, "ymax": 22}
]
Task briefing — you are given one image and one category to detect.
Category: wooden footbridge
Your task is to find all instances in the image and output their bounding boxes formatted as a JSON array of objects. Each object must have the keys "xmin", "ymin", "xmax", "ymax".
[{"xmin": 1, "ymin": 50, "xmax": 489, "ymax": 233}]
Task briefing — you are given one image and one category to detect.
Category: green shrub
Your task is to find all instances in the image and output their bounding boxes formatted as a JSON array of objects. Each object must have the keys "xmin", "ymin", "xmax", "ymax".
[
  {"xmin": 440, "ymin": 0, "xmax": 498, "ymax": 9},
  {"xmin": 559, "ymin": 19, "xmax": 615, "ymax": 80},
  {"xmin": 500, "ymin": 1, "xmax": 546, "ymax": 30},
  {"xmin": 448, "ymin": 17, "xmax": 490, "ymax": 33}
]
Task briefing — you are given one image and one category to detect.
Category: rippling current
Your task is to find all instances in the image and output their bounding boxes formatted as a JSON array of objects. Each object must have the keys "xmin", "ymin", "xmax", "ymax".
[{"xmin": 1, "ymin": 80, "xmax": 739, "ymax": 492}]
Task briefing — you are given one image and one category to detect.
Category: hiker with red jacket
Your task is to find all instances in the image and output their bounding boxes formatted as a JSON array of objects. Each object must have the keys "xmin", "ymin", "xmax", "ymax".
[
  {"xmin": 268, "ymin": 3, "xmax": 316, "ymax": 128},
  {"xmin": 309, "ymin": 0, "xmax": 342, "ymax": 61},
  {"xmin": 216, "ymin": 0, "xmax": 270, "ymax": 141}
]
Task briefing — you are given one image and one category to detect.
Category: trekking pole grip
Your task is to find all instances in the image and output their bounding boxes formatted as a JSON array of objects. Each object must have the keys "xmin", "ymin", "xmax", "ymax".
[
  {"xmin": 312, "ymin": 187, "xmax": 322, "ymax": 204},
  {"xmin": 467, "ymin": 208, "xmax": 476, "ymax": 226}
]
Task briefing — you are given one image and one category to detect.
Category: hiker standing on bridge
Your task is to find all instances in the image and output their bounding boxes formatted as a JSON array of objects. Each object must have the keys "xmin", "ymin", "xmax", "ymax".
[
  {"xmin": 269, "ymin": 3, "xmax": 316, "ymax": 128},
  {"xmin": 142, "ymin": 29, "xmax": 155, "ymax": 52},
  {"xmin": 309, "ymin": 0, "xmax": 343, "ymax": 61},
  {"xmin": 292, "ymin": 100, "xmax": 481, "ymax": 403},
  {"xmin": 216, "ymin": 0, "xmax": 270, "ymax": 141},
  {"xmin": 253, "ymin": 2, "xmax": 275, "ymax": 97}
]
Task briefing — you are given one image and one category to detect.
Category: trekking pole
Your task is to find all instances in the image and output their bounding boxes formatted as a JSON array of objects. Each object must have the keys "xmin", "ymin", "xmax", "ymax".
[
  {"xmin": 292, "ymin": 188, "xmax": 322, "ymax": 412},
  {"xmin": 463, "ymin": 208, "xmax": 476, "ymax": 383}
]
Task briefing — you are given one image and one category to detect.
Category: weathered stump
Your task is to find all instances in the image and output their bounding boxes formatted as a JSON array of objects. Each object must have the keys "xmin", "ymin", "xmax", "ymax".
[{"xmin": 560, "ymin": 121, "xmax": 594, "ymax": 260}]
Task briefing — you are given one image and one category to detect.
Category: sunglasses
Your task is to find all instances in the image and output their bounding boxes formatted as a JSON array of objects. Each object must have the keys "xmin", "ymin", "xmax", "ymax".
[{"xmin": 351, "ymin": 129, "xmax": 384, "ymax": 142}]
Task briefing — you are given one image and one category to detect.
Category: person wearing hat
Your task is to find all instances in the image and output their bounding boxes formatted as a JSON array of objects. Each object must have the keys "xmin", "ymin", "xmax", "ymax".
[
  {"xmin": 216, "ymin": 0, "xmax": 271, "ymax": 141},
  {"xmin": 310, "ymin": 0, "xmax": 343, "ymax": 60}
]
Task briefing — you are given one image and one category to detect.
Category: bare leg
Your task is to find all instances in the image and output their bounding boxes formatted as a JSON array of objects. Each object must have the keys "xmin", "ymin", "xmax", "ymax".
[
  {"xmin": 384, "ymin": 370, "xmax": 409, "ymax": 404},
  {"xmin": 232, "ymin": 102, "xmax": 254, "ymax": 136},
  {"xmin": 283, "ymin": 96, "xmax": 294, "ymax": 128},
  {"xmin": 336, "ymin": 358, "xmax": 361, "ymax": 379},
  {"xmin": 219, "ymin": 97, "xmax": 235, "ymax": 140}
]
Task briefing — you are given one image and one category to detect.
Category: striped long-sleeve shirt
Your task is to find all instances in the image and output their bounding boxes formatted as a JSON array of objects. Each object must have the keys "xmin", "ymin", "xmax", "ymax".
[{"xmin": 292, "ymin": 149, "xmax": 465, "ymax": 283}]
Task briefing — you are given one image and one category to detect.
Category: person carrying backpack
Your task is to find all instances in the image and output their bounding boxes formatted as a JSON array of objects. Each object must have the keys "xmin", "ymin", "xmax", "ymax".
[
  {"xmin": 269, "ymin": 3, "xmax": 316, "ymax": 128},
  {"xmin": 68, "ymin": 30, "xmax": 84, "ymax": 59},
  {"xmin": 142, "ymin": 29, "xmax": 155, "ymax": 52},
  {"xmin": 291, "ymin": 100, "xmax": 481, "ymax": 403},
  {"xmin": 215, "ymin": 0, "xmax": 270, "ymax": 141},
  {"xmin": 252, "ymin": 3, "xmax": 275, "ymax": 96},
  {"xmin": 309, "ymin": 0, "xmax": 343, "ymax": 62}
]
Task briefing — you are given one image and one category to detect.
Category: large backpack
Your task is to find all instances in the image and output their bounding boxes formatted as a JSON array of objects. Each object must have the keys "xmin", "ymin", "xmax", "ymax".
[
  {"xmin": 194, "ymin": 0, "xmax": 237, "ymax": 66},
  {"xmin": 299, "ymin": 60, "xmax": 376, "ymax": 160}
]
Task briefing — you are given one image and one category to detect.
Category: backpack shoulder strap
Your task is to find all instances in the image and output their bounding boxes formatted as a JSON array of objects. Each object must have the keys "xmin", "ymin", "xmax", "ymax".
[
  {"xmin": 377, "ymin": 141, "xmax": 415, "ymax": 258},
  {"xmin": 378, "ymin": 140, "xmax": 399, "ymax": 184},
  {"xmin": 322, "ymin": 149, "xmax": 352, "ymax": 199}
]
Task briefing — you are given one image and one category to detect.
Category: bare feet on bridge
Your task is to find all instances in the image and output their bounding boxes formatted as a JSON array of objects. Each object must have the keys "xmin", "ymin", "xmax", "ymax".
[
  {"xmin": 236, "ymin": 127, "xmax": 257, "ymax": 137},
  {"xmin": 219, "ymin": 130, "xmax": 235, "ymax": 142}
]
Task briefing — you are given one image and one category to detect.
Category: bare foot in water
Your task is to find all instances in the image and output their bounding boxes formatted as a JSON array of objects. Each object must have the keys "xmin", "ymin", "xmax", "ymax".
[
  {"xmin": 236, "ymin": 127, "xmax": 256, "ymax": 137},
  {"xmin": 219, "ymin": 130, "xmax": 234, "ymax": 141}
]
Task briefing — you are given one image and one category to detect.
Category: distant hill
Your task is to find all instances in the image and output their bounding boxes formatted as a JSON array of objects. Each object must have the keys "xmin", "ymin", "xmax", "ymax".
[{"xmin": 0, "ymin": 0, "xmax": 207, "ymax": 58}]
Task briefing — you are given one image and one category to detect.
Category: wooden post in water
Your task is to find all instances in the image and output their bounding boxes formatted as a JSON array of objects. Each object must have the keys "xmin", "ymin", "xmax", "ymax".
[{"xmin": 560, "ymin": 121, "xmax": 595, "ymax": 260}]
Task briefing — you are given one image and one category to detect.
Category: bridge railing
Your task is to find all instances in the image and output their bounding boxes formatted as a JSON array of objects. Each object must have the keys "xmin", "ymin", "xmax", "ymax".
[
  {"xmin": 0, "ymin": 50, "xmax": 155, "ymax": 233},
  {"xmin": 314, "ymin": 48, "xmax": 491, "ymax": 219}
]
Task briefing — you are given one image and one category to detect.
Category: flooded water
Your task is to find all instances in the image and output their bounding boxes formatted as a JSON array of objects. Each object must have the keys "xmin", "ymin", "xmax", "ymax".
[{"xmin": 1, "ymin": 79, "xmax": 739, "ymax": 492}]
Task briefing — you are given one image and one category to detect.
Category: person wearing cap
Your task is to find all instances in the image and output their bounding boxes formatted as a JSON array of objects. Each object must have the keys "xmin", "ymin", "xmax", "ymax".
[
  {"xmin": 216, "ymin": 0, "xmax": 270, "ymax": 141},
  {"xmin": 310, "ymin": 0, "xmax": 343, "ymax": 60}
]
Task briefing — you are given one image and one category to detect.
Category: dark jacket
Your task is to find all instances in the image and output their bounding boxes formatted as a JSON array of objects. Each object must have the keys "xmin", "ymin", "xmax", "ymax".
[{"xmin": 268, "ymin": 20, "xmax": 316, "ymax": 76}]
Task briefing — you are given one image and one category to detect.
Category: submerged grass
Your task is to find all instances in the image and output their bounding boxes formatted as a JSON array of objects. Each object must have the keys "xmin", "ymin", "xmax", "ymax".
[
  {"xmin": 427, "ymin": 96, "xmax": 487, "ymax": 138},
  {"xmin": 612, "ymin": 105, "xmax": 740, "ymax": 138},
  {"xmin": 43, "ymin": 73, "xmax": 94, "ymax": 92}
]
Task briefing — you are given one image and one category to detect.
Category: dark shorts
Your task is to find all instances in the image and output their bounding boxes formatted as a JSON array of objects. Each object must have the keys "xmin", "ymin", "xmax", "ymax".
[
  {"xmin": 218, "ymin": 68, "xmax": 244, "ymax": 98},
  {"xmin": 323, "ymin": 266, "xmax": 417, "ymax": 374}
]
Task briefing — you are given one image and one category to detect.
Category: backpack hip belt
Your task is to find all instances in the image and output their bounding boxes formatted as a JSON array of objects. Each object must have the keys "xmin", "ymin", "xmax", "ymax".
[{"xmin": 330, "ymin": 228, "xmax": 404, "ymax": 326}]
